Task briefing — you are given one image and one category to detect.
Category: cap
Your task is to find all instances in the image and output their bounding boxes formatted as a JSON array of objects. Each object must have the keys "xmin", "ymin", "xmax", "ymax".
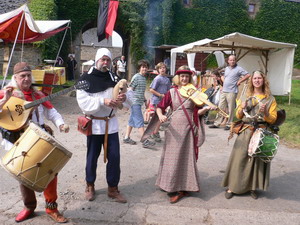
[
  {"xmin": 175, "ymin": 69, "xmax": 193, "ymax": 75},
  {"xmin": 95, "ymin": 48, "xmax": 112, "ymax": 63},
  {"xmin": 13, "ymin": 62, "xmax": 31, "ymax": 74}
]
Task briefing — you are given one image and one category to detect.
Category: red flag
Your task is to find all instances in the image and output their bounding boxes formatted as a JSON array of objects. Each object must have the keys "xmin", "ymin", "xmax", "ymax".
[
  {"xmin": 105, "ymin": 1, "xmax": 119, "ymax": 39},
  {"xmin": 97, "ymin": 0, "xmax": 119, "ymax": 42}
]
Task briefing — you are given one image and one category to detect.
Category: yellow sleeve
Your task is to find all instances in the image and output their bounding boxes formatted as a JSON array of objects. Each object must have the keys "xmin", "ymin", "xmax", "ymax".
[
  {"xmin": 264, "ymin": 98, "xmax": 277, "ymax": 124},
  {"xmin": 236, "ymin": 101, "xmax": 244, "ymax": 119}
]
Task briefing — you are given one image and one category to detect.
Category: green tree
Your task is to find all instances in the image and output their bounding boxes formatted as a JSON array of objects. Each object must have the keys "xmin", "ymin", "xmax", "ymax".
[
  {"xmin": 29, "ymin": 0, "xmax": 59, "ymax": 60},
  {"xmin": 252, "ymin": 0, "xmax": 300, "ymax": 62}
]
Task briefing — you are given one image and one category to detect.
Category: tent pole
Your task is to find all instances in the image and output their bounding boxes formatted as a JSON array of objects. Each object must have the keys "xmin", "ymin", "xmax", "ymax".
[
  {"xmin": 289, "ymin": 92, "xmax": 291, "ymax": 105},
  {"xmin": 2, "ymin": 11, "xmax": 25, "ymax": 89},
  {"xmin": 54, "ymin": 22, "xmax": 71, "ymax": 66}
]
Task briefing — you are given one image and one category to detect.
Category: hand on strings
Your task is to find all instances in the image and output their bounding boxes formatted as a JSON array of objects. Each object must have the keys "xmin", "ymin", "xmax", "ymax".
[
  {"xmin": 3, "ymin": 86, "xmax": 14, "ymax": 101},
  {"xmin": 104, "ymin": 98, "xmax": 118, "ymax": 108},
  {"xmin": 259, "ymin": 103, "xmax": 269, "ymax": 117},
  {"xmin": 198, "ymin": 106, "xmax": 211, "ymax": 115}
]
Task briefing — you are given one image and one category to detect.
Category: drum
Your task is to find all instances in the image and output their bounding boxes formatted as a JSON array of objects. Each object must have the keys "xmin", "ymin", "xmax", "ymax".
[
  {"xmin": 1, "ymin": 122, "xmax": 72, "ymax": 192},
  {"xmin": 248, "ymin": 128, "xmax": 279, "ymax": 163}
]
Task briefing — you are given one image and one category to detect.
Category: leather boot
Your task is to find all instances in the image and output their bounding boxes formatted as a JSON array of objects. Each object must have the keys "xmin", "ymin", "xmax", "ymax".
[
  {"xmin": 85, "ymin": 183, "xmax": 95, "ymax": 201},
  {"xmin": 107, "ymin": 186, "xmax": 127, "ymax": 203}
]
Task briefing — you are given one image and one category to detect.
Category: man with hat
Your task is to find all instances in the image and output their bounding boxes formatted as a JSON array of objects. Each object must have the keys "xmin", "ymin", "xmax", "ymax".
[
  {"xmin": 0, "ymin": 62, "xmax": 69, "ymax": 223},
  {"xmin": 77, "ymin": 48, "xmax": 130, "ymax": 203}
]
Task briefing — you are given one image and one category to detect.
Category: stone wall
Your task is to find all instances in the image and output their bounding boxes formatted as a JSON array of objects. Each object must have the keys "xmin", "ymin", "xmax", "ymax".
[
  {"xmin": 0, "ymin": 43, "xmax": 42, "ymax": 76},
  {"xmin": 0, "ymin": 0, "xmax": 41, "ymax": 76},
  {"xmin": 0, "ymin": 0, "xmax": 27, "ymax": 14}
]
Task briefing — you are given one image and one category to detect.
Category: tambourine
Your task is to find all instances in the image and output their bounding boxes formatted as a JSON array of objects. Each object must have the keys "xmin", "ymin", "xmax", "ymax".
[{"xmin": 113, "ymin": 79, "xmax": 127, "ymax": 109}]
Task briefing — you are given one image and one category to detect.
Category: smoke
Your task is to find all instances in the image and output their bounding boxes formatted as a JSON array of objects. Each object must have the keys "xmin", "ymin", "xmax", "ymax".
[{"xmin": 144, "ymin": 0, "xmax": 163, "ymax": 67}]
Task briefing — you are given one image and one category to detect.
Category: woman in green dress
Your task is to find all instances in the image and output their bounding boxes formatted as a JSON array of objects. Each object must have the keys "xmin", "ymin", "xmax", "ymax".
[{"xmin": 221, "ymin": 71, "xmax": 277, "ymax": 199}]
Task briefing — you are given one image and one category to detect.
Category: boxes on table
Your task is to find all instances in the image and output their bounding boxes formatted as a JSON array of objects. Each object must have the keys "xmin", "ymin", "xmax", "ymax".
[
  {"xmin": 31, "ymin": 70, "xmax": 45, "ymax": 91},
  {"xmin": 53, "ymin": 67, "xmax": 66, "ymax": 85},
  {"xmin": 43, "ymin": 69, "xmax": 59, "ymax": 96}
]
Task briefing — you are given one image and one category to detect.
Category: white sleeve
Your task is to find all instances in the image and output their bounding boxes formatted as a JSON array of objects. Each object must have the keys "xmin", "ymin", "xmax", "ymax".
[
  {"xmin": 123, "ymin": 89, "xmax": 133, "ymax": 108},
  {"xmin": 76, "ymin": 89, "xmax": 105, "ymax": 114},
  {"xmin": 43, "ymin": 106, "xmax": 64, "ymax": 128}
]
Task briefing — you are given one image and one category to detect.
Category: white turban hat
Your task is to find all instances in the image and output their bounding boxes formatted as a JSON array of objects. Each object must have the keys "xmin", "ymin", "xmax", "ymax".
[{"xmin": 95, "ymin": 48, "xmax": 112, "ymax": 63}]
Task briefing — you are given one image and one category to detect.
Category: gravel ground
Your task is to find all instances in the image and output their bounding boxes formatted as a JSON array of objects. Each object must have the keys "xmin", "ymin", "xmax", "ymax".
[{"xmin": 0, "ymin": 91, "xmax": 300, "ymax": 225}]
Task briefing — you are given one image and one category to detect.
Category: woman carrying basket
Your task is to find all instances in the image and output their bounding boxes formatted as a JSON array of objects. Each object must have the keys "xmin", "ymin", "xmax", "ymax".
[{"xmin": 221, "ymin": 70, "xmax": 277, "ymax": 199}]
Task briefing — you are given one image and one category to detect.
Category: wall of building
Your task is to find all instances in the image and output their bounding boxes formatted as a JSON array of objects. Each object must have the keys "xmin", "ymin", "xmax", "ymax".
[
  {"xmin": 245, "ymin": 0, "xmax": 261, "ymax": 18},
  {"xmin": 0, "ymin": 0, "xmax": 27, "ymax": 14},
  {"xmin": 0, "ymin": 43, "xmax": 42, "ymax": 76}
]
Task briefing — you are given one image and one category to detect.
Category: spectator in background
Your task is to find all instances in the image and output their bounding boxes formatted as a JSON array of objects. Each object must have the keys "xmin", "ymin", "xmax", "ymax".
[
  {"xmin": 163, "ymin": 56, "xmax": 171, "ymax": 74},
  {"xmin": 148, "ymin": 62, "xmax": 171, "ymax": 142},
  {"xmin": 209, "ymin": 55, "xmax": 250, "ymax": 130},
  {"xmin": 123, "ymin": 59, "xmax": 156, "ymax": 148},
  {"xmin": 54, "ymin": 56, "xmax": 64, "ymax": 67},
  {"xmin": 117, "ymin": 55, "xmax": 126, "ymax": 79},
  {"xmin": 67, "ymin": 54, "xmax": 77, "ymax": 81}
]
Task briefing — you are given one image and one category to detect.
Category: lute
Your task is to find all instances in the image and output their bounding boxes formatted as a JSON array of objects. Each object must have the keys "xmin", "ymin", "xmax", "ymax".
[{"xmin": 0, "ymin": 80, "xmax": 89, "ymax": 131}]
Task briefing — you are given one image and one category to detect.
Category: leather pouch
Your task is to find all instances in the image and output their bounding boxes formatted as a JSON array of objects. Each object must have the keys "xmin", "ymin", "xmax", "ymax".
[{"xmin": 77, "ymin": 116, "xmax": 92, "ymax": 136}]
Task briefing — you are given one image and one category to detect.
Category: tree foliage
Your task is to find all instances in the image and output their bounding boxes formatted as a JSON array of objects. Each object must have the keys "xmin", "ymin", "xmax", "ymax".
[
  {"xmin": 28, "ymin": 0, "xmax": 59, "ymax": 60},
  {"xmin": 252, "ymin": 0, "xmax": 300, "ymax": 62},
  {"xmin": 116, "ymin": 0, "xmax": 147, "ymax": 63},
  {"xmin": 27, "ymin": 0, "xmax": 300, "ymax": 64},
  {"xmin": 168, "ymin": 0, "xmax": 251, "ymax": 44}
]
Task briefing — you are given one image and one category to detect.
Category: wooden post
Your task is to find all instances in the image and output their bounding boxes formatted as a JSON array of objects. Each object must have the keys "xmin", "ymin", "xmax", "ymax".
[{"xmin": 3, "ymin": 43, "xmax": 10, "ymax": 76}]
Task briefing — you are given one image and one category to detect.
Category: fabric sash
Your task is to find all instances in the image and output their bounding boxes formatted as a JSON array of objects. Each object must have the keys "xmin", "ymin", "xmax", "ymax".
[{"xmin": 175, "ymin": 88, "xmax": 199, "ymax": 161}]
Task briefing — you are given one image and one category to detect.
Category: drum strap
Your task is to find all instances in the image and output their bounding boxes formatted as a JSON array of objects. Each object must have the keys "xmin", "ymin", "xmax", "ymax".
[{"xmin": 90, "ymin": 114, "xmax": 115, "ymax": 163}]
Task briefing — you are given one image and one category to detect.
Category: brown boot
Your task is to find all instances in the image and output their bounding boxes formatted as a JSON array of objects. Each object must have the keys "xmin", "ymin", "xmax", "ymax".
[
  {"xmin": 107, "ymin": 186, "xmax": 127, "ymax": 203},
  {"xmin": 85, "ymin": 183, "xmax": 95, "ymax": 201}
]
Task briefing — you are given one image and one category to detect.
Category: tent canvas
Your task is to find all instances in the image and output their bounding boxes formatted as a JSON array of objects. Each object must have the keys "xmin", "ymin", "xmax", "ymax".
[
  {"xmin": 170, "ymin": 38, "xmax": 229, "ymax": 75},
  {"xmin": 184, "ymin": 32, "xmax": 297, "ymax": 96},
  {"xmin": 0, "ymin": 4, "xmax": 70, "ymax": 43}
]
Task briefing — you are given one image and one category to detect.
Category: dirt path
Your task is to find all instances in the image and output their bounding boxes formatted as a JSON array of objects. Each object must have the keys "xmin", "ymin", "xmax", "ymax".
[{"xmin": 0, "ymin": 93, "xmax": 300, "ymax": 224}]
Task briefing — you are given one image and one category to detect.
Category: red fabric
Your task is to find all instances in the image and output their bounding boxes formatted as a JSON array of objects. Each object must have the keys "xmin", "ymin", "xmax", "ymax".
[
  {"xmin": 157, "ymin": 90, "xmax": 172, "ymax": 114},
  {"xmin": 44, "ymin": 176, "xmax": 58, "ymax": 213},
  {"xmin": 0, "ymin": 90, "xmax": 5, "ymax": 99},
  {"xmin": 105, "ymin": 0, "xmax": 119, "ymax": 39},
  {"xmin": 22, "ymin": 89, "xmax": 53, "ymax": 109},
  {"xmin": 0, "ymin": 10, "xmax": 68, "ymax": 43}
]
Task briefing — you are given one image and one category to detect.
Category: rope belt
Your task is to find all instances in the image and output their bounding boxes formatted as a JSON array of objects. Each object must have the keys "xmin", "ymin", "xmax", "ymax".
[{"xmin": 91, "ymin": 114, "xmax": 115, "ymax": 163}]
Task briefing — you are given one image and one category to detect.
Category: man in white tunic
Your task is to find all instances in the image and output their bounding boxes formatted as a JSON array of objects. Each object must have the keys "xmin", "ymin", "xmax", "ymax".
[
  {"xmin": 0, "ymin": 62, "xmax": 69, "ymax": 223},
  {"xmin": 77, "ymin": 48, "xmax": 130, "ymax": 203}
]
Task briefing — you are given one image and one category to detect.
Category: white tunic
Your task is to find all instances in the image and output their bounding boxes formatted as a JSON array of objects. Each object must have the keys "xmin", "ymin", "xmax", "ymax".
[
  {"xmin": 76, "ymin": 87, "xmax": 132, "ymax": 135},
  {"xmin": 1, "ymin": 105, "xmax": 64, "ymax": 150}
]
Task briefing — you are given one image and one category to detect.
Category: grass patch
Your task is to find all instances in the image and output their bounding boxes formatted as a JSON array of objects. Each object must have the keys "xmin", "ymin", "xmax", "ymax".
[
  {"xmin": 275, "ymin": 80, "xmax": 300, "ymax": 148},
  {"xmin": 0, "ymin": 75, "xmax": 12, "ymax": 80}
]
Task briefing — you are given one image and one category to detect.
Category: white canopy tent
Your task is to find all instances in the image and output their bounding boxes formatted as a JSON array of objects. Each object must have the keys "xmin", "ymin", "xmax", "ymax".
[
  {"xmin": 170, "ymin": 38, "xmax": 227, "ymax": 75},
  {"xmin": 184, "ymin": 32, "xmax": 297, "ymax": 96}
]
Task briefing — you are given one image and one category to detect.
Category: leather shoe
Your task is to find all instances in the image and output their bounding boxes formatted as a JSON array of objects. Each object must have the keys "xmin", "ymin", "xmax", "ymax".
[
  {"xmin": 169, "ymin": 191, "xmax": 188, "ymax": 204},
  {"xmin": 250, "ymin": 190, "xmax": 258, "ymax": 199},
  {"xmin": 225, "ymin": 190, "xmax": 233, "ymax": 199},
  {"xmin": 108, "ymin": 186, "xmax": 127, "ymax": 203},
  {"xmin": 15, "ymin": 209, "xmax": 34, "ymax": 222},
  {"xmin": 209, "ymin": 124, "xmax": 219, "ymax": 128},
  {"xmin": 47, "ymin": 211, "xmax": 68, "ymax": 223},
  {"xmin": 85, "ymin": 183, "xmax": 95, "ymax": 201}
]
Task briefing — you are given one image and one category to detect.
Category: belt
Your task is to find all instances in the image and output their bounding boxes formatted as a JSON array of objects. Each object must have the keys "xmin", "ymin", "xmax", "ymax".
[{"xmin": 91, "ymin": 114, "xmax": 115, "ymax": 163}]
